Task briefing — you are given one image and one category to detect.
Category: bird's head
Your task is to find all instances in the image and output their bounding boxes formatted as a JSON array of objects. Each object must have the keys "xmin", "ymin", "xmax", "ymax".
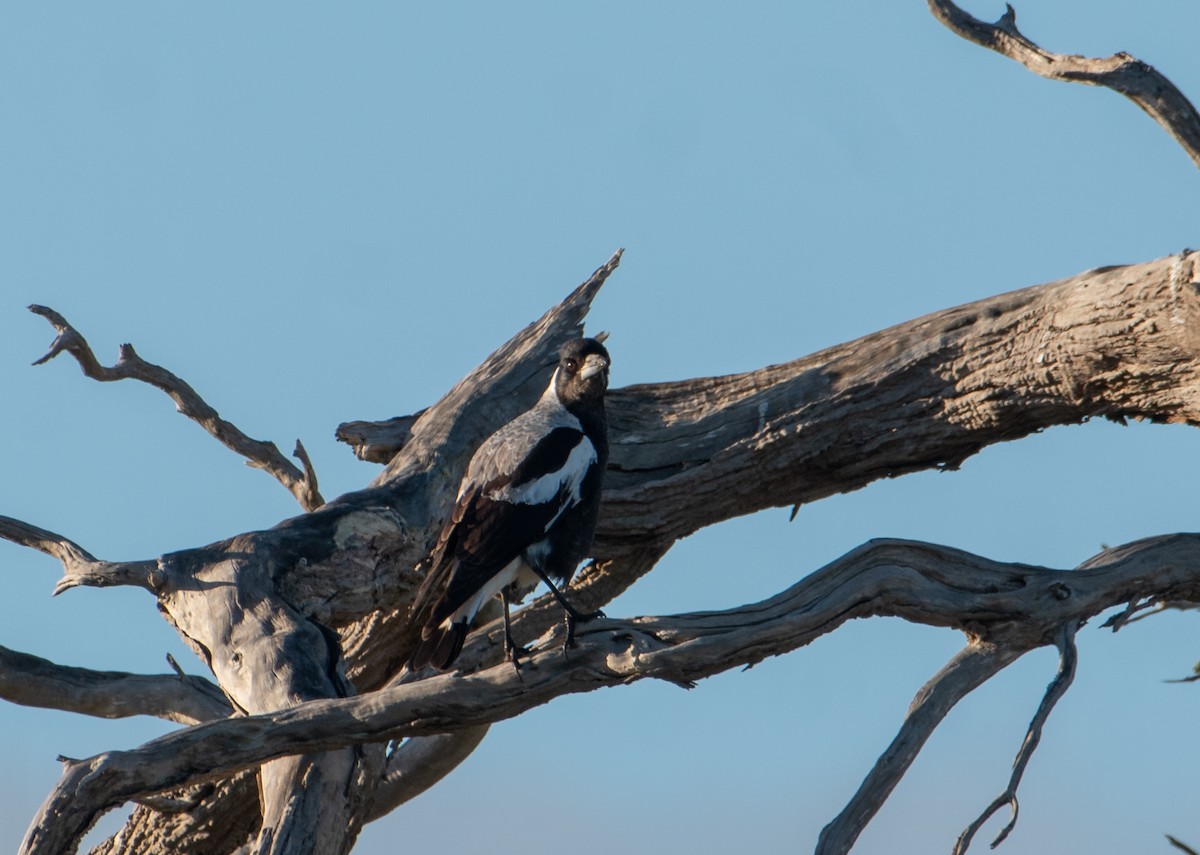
[{"xmin": 554, "ymin": 337, "xmax": 611, "ymax": 410}]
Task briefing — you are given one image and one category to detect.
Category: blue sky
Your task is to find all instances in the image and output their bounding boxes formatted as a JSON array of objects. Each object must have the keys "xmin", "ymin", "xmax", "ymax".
[{"xmin": 1, "ymin": 2, "xmax": 1199, "ymax": 853}]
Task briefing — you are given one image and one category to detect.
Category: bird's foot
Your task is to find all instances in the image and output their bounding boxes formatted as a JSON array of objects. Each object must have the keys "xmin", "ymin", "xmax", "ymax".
[
  {"xmin": 562, "ymin": 609, "xmax": 606, "ymax": 655},
  {"xmin": 504, "ymin": 635, "xmax": 531, "ymax": 677},
  {"xmin": 507, "ymin": 644, "xmax": 531, "ymax": 669}
]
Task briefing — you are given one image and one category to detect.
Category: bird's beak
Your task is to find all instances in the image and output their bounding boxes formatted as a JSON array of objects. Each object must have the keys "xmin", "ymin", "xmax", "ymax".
[{"xmin": 578, "ymin": 353, "xmax": 609, "ymax": 381}]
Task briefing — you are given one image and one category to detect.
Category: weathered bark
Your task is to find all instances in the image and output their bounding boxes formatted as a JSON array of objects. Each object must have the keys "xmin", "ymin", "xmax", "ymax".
[
  {"xmin": 29, "ymin": 306, "xmax": 324, "ymax": 512},
  {"xmin": 13, "ymin": 253, "xmax": 625, "ymax": 854},
  {"xmin": 10, "ymin": 246, "xmax": 1200, "ymax": 853},
  {"xmin": 7, "ymin": 5, "xmax": 1200, "ymax": 847},
  {"xmin": 87, "ymin": 773, "xmax": 260, "ymax": 855},
  {"xmin": 23, "ymin": 532, "xmax": 1200, "ymax": 854},
  {"xmin": 817, "ymin": 641, "xmax": 1026, "ymax": 855},
  {"xmin": 0, "ymin": 645, "xmax": 231, "ymax": 726},
  {"xmin": 928, "ymin": 0, "xmax": 1200, "ymax": 169}
]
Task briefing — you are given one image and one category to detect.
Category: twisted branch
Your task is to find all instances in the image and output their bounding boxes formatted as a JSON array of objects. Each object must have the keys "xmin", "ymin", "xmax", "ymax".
[
  {"xmin": 28, "ymin": 305, "xmax": 324, "ymax": 511},
  {"xmin": 23, "ymin": 533, "xmax": 1200, "ymax": 854},
  {"xmin": 817, "ymin": 641, "xmax": 1026, "ymax": 855},
  {"xmin": 954, "ymin": 620, "xmax": 1080, "ymax": 854},
  {"xmin": 18, "ymin": 248, "xmax": 1200, "ymax": 850},
  {"xmin": 0, "ymin": 516, "xmax": 157, "ymax": 594},
  {"xmin": 928, "ymin": 0, "xmax": 1200, "ymax": 168}
]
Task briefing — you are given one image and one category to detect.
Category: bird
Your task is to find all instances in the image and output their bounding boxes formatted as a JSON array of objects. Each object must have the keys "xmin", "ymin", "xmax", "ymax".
[{"xmin": 407, "ymin": 337, "xmax": 611, "ymax": 671}]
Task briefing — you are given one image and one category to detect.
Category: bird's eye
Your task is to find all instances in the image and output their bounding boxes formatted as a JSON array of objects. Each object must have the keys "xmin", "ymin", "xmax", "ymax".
[{"xmin": 565, "ymin": 358, "xmax": 579, "ymax": 372}]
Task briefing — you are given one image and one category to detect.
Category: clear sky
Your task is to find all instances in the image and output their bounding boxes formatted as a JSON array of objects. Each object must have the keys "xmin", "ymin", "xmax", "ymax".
[{"xmin": 1, "ymin": 2, "xmax": 1199, "ymax": 853}]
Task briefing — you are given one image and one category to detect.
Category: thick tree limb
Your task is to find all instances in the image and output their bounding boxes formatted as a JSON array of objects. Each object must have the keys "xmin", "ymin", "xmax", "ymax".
[
  {"xmin": 23, "ymin": 532, "xmax": 1200, "ymax": 854},
  {"xmin": 20, "ymin": 249, "xmax": 1200, "ymax": 851},
  {"xmin": 368, "ymin": 248, "xmax": 624, "ymax": 488},
  {"xmin": 27, "ymin": 252, "xmax": 626, "ymax": 853},
  {"xmin": 28, "ymin": 304, "xmax": 324, "ymax": 512},
  {"xmin": 87, "ymin": 772, "xmax": 261, "ymax": 855},
  {"xmin": 61, "ymin": 249, "xmax": 1200, "ymax": 850},
  {"xmin": 928, "ymin": 1, "xmax": 1200, "ymax": 168},
  {"xmin": 594, "ymin": 252, "xmax": 1200, "ymax": 550},
  {"xmin": 335, "ymin": 251, "xmax": 1200, "ymax": 562}
]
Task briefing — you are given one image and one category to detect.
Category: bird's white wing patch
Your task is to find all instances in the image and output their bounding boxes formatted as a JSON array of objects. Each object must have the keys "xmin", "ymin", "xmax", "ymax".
[
  {"xmin": 489, "ymin": 434, "xmax": 596, "ymax": 508},
  {"xmin": 458, "ymin": 395, "xmax": 583, "ymax": 500}
]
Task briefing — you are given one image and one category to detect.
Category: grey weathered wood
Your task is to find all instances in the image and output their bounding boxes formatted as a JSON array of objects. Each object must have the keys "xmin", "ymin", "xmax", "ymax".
[
  {"xmin": 817, "ymin": 641, "xmax": 1025, "ymax": 855},
  {"xmin": 3, "ymin": 5, "xmax": 1198, "ymax": 851},
  {"xmin": 953, "ymin": 622, "xmax": 1079, "ymax": 855},
  {"xmin": 365, "ymin": 727, "xmax": 491, "ymax": 822},
  {"xmin": 10, "ymin": 248, "xmax": 1200, "ymax": 853},
  {"xmin": 11, "ymin": 252, "xmax": 625, "ymax": 854},
  {"xmin": 22, "ymin": 532, "xmax": 1200, "ymax": 854},
  {"xmin": 0, "ymin": 645, "xmax": 231, "ymax": 726},
  {"xmin": 928, "ymin": 0, "xmax": 1200, "ymax": 169},
  {"xmin": 29, "ymin": 305, "xmax": 325, "ymax": 512},
  {"xmin": 87, "ymin": 772, "xmax": 260, "ymax": 855}
]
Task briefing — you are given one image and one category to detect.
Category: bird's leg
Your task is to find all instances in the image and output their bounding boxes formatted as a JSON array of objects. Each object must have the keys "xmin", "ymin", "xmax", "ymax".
[
  {"xmin": 563, "ymin": 610, "xmax": 579, "ymax": 655},
  {"xmin": 501, "ymin": 589, "xmax": 530, "ymax": 673},
  {"xmin": 528, "ymin": 569, "xmax": 605, "ymax": 652}
]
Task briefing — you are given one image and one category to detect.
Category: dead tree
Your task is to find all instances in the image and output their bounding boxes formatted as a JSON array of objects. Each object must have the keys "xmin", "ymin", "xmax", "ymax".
[{"xmin": 5, "ymin": 3, "xmax": 1200, "ymax": 853}]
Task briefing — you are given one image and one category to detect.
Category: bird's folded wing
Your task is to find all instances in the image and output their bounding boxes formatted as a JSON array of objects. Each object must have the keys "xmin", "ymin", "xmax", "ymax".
[{"xmin": 414, "ymin": 426, "xmax": 597, "ymax": 629}]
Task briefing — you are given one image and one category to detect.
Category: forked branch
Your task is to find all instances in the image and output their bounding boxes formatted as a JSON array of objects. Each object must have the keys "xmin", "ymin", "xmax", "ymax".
[
  {"xmin": 928, "ymin": 0, "xmax": 1200, "ymax": 168},
  {"xmin": 817, "ymin": 641, "xmax": 1026, "ymax": 855},
  {"xmin": 28, "ymin": 305, "xmax": 324, "ymax": 511},
  {"xmin": 0, "ymin": 516, "xmax": 157, "ymax": 594},
  {"xmin": 953, "ymin": 621, "xmax": 1080, "ymax": 854},
  {"xmin": 23, "ymin": 533, "xmax": 1200, "ymax": 855}
]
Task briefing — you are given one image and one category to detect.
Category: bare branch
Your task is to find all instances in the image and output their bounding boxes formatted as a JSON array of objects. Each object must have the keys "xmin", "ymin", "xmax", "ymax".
[
  {"xmin": 336, "ymin": 249, "xmax": 622, "ymax": 472},
  {"xmin": 55, "ymin": 253, "xmax": 627, "ymax": 852},
  {"xmin": 365, "ymin": 727, "xmax": 490, "ymax": 822},
  {"xmin": 0, "ymin": 644, "xmax": 231, "ymax": 726},
  {"xmin": 1167, "ymin": 835, "xmax": 1200, "ymax": 855},
  {"xmin": 0, "ymin": 515, "xmax": 157, "ymax": 594},
  {"xmin": 817, "ymin": 641, "xmax": 1025, "ymax": 855},
  {"xmin": 928, "ymin": 0, "xmax": 1200, "ymax": 168},
  {"xmin": 954, "ymin": 621, "xmax": 1079, "ymax": 854},
  {"xmin": 335, "ymin": 411, "xmax": 425, "ymax": 464},
  {"xmin": 23, "ymin": 532, "xmax": 1200, "ymax": 854},
  {"xmin": 34, "ymin": 250, "xmax": 1200, "ymax": 849},
  {"xmin": 28, "ymin": 304, "xmax": 324, "ymax": 511},
  {"xmin": 290, "ymin": 439, "xmax": 321, "ymax": 511}
]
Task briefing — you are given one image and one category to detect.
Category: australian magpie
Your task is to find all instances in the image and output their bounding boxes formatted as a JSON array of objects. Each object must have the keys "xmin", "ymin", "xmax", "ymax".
[{"xmin": 408, "ymin": 337, "xmax": 611, "ymax": 671}]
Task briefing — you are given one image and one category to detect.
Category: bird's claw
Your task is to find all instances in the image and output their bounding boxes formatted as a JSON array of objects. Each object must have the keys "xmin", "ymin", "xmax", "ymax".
[{"xmin": 563, "ymin": 608, "xmax": 606, "ymax": 654}]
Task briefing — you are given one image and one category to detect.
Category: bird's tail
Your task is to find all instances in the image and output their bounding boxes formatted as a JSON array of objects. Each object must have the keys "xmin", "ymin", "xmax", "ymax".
[{"xmin": 409, "ymin": 620, "xmax": 469, "ymax": 671}]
